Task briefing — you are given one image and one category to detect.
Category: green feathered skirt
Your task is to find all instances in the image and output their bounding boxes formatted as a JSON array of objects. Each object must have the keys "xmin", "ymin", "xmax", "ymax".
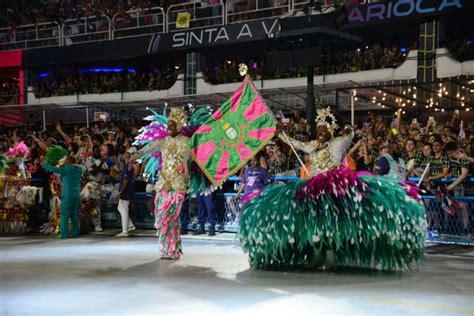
[{"xmin": 239, "ymin": 168, "xmax": 427, "ymax": 271}]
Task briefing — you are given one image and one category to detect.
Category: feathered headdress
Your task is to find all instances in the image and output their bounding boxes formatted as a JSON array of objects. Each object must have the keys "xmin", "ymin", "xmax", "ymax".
[
  {"xmin": 168, "ymin": 107, "xmax": 187, "ymax": 132},
  {"xmin": 45, "ymin": 146, "xmax": 68, "ymax": 165},
  {"xmin": 316, "ymin": 107, "xmax": 338, "ymax": 134},
  {"xmin": 5, "ymin": 141, "xmax": 30, "ymax": 157}
]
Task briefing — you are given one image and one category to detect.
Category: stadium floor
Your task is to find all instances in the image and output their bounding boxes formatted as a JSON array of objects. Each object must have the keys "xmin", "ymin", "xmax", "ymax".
[{"xmin": 1, "ymin": 236, "xmax": 473, "ymax": 316}]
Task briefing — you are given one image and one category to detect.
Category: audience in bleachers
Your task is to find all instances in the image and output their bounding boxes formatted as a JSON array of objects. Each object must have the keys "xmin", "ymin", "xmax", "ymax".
[
  {"xmin": 34, "ymin": 67, "xmax": 181, "ymax": 98},
  {"xmin": 0, "ymin": 78, "xmax": 19, "ymax": 105}
]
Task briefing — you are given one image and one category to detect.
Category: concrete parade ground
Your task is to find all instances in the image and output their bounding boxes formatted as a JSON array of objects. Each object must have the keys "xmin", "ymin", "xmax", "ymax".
[{"xmin": 1, "ymin": 234, "xmax": 473, "ymax": 316}]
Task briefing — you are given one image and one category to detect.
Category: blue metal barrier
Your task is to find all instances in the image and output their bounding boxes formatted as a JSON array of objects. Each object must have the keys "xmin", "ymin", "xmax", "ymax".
[
  {"xmin": 100, "ymin": 193, "xmax": 473, "ymax": 245},
  {"xmin": 34, "ymin": 174, "xmax": 469, "ymax": 244}
]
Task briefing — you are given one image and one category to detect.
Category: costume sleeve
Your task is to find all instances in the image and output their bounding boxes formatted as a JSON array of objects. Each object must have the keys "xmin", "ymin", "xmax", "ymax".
[
  {"xmin": 278, "ymin": 134, "xmax": 320, "ymax": 153},
  {"xmin": 137, "ymin": 138, "xmax": 165, "ymax": 158},
  {"xmin": 331, "ymin": 131, "xmax": 354, "ymax": 164},
  {"xmin": 42, "ymin": 163, "xmax": 67, "ymax": 175}
]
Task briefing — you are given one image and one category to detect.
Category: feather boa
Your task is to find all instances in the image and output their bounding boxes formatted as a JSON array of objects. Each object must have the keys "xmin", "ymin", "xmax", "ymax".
[
  {"xmin": 239, "ymin": 168, "xmax": 427, "ymax": 271},
  {"xmin": 6, "ymin": 141, "xmax": 29, "ymax": 157}
]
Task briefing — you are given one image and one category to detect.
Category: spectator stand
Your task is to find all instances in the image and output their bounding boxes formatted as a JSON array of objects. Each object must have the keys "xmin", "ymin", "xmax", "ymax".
[
  {"xmin": 62, "ymin": 15, "xmax": 112, "ymax": 46},
  {"xmin": 112, "ymin": 7, "xmax": 165, "ymax": 40},
  {"xmin": 0, "ymin": 22, "xmax": 60, "ymax": 50},
  {"xmin": 166, "ymin": 1, "xmax": 225, "ymax": 33},
  {"xmin": 226, "ymin": 0, "xmax": 290, "ymax": 24}
]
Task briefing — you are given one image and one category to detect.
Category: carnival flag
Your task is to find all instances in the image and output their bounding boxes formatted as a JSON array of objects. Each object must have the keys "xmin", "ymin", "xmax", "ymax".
[{"xmin": 189, "ymin": 76, "xmax": 276, "ymax": 186}]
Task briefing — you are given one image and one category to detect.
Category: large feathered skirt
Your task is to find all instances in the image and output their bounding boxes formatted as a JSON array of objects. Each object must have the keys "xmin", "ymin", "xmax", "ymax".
[{"xmin": 239, "ymin": 168, "xmax": 427, "ymax": 271}]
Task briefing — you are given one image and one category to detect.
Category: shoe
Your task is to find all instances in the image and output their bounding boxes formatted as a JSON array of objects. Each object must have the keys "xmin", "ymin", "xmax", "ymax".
[
  {"xmin": 160, "ymin": 255, "xmax": 179, "ymax": 260},
  {"xmin": 192, "ymin": 224, "xmax": 205, "ymax": 235},
  {"xmin": 128, "ymin": 225, "xmax": 136, "ymax": 232},
  {"xmin": 180, "ymin": 229, "xmax": 188, "ymax": 235},
  {"xmin": 208, "ymin": 225, "xmax": 216, "ymax": 236},
  {"xmin": 115, "ymin": 232, "xmax": 129, "ymax": 238},
  {"xmin": 94, "ymin": 226, "xmax": 103, "ymax": 232}
]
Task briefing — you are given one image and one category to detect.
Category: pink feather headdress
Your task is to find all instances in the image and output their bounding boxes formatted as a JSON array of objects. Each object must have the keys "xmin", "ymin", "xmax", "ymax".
[{"xmin": 6, "ymin": 141, "xmax": 30, "ymax": 157}]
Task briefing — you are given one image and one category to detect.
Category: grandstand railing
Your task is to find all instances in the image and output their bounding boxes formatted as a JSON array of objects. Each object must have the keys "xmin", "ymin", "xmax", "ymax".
[
  {"xmin": 225, "ymin": 0, "xmax": 290, "ymax": 24},
  {"xmin": 61, "ymin": 16, "xmax": 112, "ymax": 46},
  {"xmin": 0, "ymin": 22, "xmax": 60, "ymax": 50},
  {"xmin": 112, "ymin": 7, "xmax": 166, "ymax": 40},
  {"xmin": 0, "ymin": 0, "xmax": 381, "ymax": 51},
  {"xmin": 95, "ymin": 175, "xmax": 474, "ymax": 244}
]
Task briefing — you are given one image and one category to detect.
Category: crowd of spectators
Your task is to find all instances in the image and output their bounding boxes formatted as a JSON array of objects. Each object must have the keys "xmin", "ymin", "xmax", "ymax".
[
  {"xmin": 1, "ymin": 0, "xmax": 164, "ymax": 28},
  {"xmin": 0, "ymin": 78, "xmax": 19, "ymax": 105},
  {"xmin": 31, "ymin": 41, "xmax": 407, "ymax": 98},
  {"xmin": 34, "ymin": 67, "xmax": 181, "ymax": 97},
  {"xmin": 203, "ymin": 42, "xmax": 408, "ymax": 85},
  {"xmin": 0, "ymin": 108, "xmax": 472, "ymax": 233},
  {"xmin": 5, "ymin": 109, "xmax": 471, "ymax": 187},
  {"xmin": 447, "ymin": 37, "xmax": 474, "ymax": 62},
  {"xmin": 1, "ymin": 0, "xmax": 350, "ymax": 29}
]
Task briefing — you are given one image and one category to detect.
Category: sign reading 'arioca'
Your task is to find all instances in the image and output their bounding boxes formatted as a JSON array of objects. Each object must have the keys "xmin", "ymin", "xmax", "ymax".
[{"xmin": 347, "ymin": 0, "xmax": 463, "ymax": 23}]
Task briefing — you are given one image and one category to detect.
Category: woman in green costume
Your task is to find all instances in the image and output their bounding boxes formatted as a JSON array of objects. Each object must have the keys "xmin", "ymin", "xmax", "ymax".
[{"xmin": 239, "ymin": 108, "xmax": 427, "ymax": 271}]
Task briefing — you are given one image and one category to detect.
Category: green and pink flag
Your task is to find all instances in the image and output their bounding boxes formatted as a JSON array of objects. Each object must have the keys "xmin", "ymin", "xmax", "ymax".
[{"xmin": 189, "ymin": 76, "xmax": 276, "ymax": 186}]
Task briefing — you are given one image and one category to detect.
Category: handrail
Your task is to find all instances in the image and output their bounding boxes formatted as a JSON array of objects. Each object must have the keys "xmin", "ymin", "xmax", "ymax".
[
  {"xmin": 166, "ymin": 1, "xmax": 225, "ymax": 33},
  {"xmin": 0, "ymin": 0, "xmax": 410, "ymax": 51},
  {"xmin": 112, "ymin": 6, "xmax": 165, "ymax": 40},
  {"xmin": 0, "ymin": 22, "xmax": 60, "ymax": 50},
  {"xmin": 61, "ymin": 15, "xmax": 111, "ymax": 46},
  {"xmin": 226, "ymin": 0, "xmax": 291, "ymax": 25}
]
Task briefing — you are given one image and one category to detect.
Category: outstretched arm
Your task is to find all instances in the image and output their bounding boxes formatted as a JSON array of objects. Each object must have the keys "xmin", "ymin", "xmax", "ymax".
[
  {"xmin": 42, "ymin": 163, "xmax": 66, "ymax": 175},
  {"xmin": 132, "ymin": 138, "xmax": 164, "ymax": 160},
  {"xmin": 278, "ymin": 133, "xmax": 320, "ymax": 153}
]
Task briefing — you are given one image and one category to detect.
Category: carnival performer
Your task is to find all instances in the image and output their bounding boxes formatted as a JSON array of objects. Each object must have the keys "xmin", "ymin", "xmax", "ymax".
[
  {"xmin": 133, "ymin": 108, "xmax": 191, "ymax": 260},
  {"xmin": 0, "ymin": 143, "xmax": 32, "ymax": 235},
  {"xmin": 43, "ymin": 156, "xmax": 83, "ymax": 239},
  {"xmin": 239, "ymin": 108, "xmax": 427, "ymax": 271},
  {"xmin": 40, "ymin": 145, "xmax": 67, "ymax": 235}
]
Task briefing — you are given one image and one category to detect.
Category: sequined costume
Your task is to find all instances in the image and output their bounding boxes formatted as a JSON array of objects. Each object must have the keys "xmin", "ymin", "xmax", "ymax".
[
  {"xmin": 0, "ymin": 146, "xmax": 33, "ymax": 235},
  {"xmin": 138, "ymin": 134, "xmax": 190, "ymax": 259},
  {"xmin": 239, "ymin": 111, "xmax": 427, "ymax": 271},
  {"xmin": 0, "ymin": 172, "xmax": 32, "ymax": 234},
  {"xmin": 40, "ymin": 174, "xmax": 62, "ymax": 235}
]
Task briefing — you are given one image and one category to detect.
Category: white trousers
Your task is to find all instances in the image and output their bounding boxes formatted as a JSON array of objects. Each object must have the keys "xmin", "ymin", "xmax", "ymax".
[{"xmin": 117, "ymin": 199, "xmax": 135, "ymax": 233}]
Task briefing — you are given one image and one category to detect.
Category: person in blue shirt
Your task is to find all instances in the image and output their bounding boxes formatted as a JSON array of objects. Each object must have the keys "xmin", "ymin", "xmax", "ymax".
[
  {"xmin": 116, "ymin": 152, "xmax": 138, "ymax": 237},
  {"xmin": 43, "ymin": 156, "xmax": 83, "ymax": 238}
]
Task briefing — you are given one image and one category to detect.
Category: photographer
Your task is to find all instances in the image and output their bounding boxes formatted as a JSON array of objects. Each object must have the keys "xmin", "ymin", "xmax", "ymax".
[{"xmin": 264, "ymin": 140, "xmax": 286, "ymax": 176}]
